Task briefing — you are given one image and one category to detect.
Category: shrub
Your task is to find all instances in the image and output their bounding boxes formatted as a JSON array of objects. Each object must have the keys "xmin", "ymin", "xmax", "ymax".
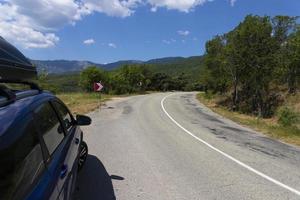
[
  {"xmin": 204, "ymin": 90, "xmax": 214, "ymax": 100},
  {"xmin": 277, "ymin": 107, "xmax": 299, "ymax": 127}
]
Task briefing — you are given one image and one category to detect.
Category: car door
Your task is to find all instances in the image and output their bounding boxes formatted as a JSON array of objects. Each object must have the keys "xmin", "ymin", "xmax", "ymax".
[
  {"xmin": 33, "ymin": 101, "xmax": 73, "ymax": 200},
  {"xmin": 0, "ymin": 113, "xmax": 50, "ymax": 200},
  {"xmin": 51, "ymin": 100, "xmax": 82, "ymax": 200}
]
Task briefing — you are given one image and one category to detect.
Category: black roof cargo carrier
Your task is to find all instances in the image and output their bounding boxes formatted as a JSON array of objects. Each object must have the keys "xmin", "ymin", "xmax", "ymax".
[{"xmin": 0, "ymin": 36, "xmax": 37, "ymax": 81}]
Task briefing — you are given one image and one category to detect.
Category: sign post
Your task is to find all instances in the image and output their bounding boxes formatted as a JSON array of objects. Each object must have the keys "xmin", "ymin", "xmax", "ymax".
[{"xmin": 94, "ymin": 82, "xmax": 104, "ymax": 112}]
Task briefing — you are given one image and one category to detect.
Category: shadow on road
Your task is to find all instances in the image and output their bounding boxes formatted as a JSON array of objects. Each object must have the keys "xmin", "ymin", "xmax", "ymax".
[{"xmin": 73, "ymin": 155, "xmax": 124, "ymax": 200}]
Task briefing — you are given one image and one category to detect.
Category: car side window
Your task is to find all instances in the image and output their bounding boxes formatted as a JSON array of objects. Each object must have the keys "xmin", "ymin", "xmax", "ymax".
[
  {"xmin": 0, "ymin": 117, "xmax": 44, "ymax": 200},
  {"xmin": 34, "ymin": 102, "xmax": 64, "ymax": 155},
  {"xmin": 52, "ymin": 101, "xmax": 74, "ymax": 133}
]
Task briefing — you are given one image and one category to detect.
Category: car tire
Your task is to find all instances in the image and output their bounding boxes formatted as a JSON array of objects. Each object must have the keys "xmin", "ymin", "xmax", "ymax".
[{"xmin": 78, "ymin": 141, "xmax": 88, "ymax": 171}]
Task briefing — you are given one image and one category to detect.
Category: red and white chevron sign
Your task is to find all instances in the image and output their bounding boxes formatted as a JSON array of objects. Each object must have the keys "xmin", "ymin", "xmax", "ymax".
[{"xmin": 94, "ymin": 82, "xmax": 103, "ymax": 92}]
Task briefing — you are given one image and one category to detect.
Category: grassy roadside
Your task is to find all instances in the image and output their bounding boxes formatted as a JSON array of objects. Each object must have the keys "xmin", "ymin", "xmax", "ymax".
[
  {"xmin": 196, "ymin": 93, "xmax": 300, "ymax": 146},
  {"xmin": 57, "ymin": 93, "xmax": 114, "ymax": 114},
  {"xmin": 57, "ymin": 92, "xmax": 152, "ymax": 114}
]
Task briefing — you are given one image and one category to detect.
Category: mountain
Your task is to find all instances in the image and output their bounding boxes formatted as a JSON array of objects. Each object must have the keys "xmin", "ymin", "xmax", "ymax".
[
  {"xmin": 32, "ymin": 59, "xmax": 143, "ymax": 74},
  {"xmin": 146, "ymin": 56, "xmax": 205, "ymax": 80},
  {"xmin": 31, "ymin": 60, "xmax": 103, "ymax": 74},
  {"xmin": 103, "ymin": 60, "xmax": 143, "ymax": 70},
  {"xmin": 146, "ymin": 57, "xmax": 185, "ymax": 64},
  {"xmin": 31, "ymin": 56, "xmax": 202, "ymax": 74}
]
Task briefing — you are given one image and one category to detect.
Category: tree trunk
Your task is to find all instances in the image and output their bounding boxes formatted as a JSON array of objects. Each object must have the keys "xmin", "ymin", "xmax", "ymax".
[
  {"xmin": 287, "ymin": 68, "xmax": 297, "ymax": 94},
  {"xmin": 232, "ymin": 77, "xmax": 238, "ymax": 111}
]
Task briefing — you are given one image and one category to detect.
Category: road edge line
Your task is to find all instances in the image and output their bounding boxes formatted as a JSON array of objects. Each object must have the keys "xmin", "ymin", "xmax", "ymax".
[{"xmin": 161, "ymin": 93, "xmax": 300, "ymax": 196}]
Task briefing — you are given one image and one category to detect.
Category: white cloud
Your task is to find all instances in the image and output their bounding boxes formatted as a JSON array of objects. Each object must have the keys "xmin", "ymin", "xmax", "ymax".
[
  {"xmin": 8, "ymin": 0, "xmax": 83, "ymax": 30},
  {"xmin": 0, "ymin": 0, "xmax": 80, "ymax": 48},
  {"xmin": 82, "ymin": 0, "xmax": 142, "ymax": 18},
  {"xmin": 148, "ymin": 0, "xmax": 210, "ymax": 12},
  {"xmin": 162, "ymin": 38, "xmax": 176, "ymax": 44},
  {"xmin": 177, "ymin": 30, "xmax": 190, "ymax": 36},
  {"xmin": 230, "ymin": 0, "xmax": 236, "ymax": 6},
  {"xmin": 0, "ymin": 0, "xmax": 234, "ymax": 48},
  {"xmin": 162, "ymin": 39, "xmax": 171, "ymax": 44},
  {"xmin": 150, "ymin": 6, "xmax": 157, "ymax": 12},
  {"xmin": 108, "ymin": 43, "xmax": 117, "ymax": 48},
  {"xmin": 83, "ymin": 38, "xmax": 95, "ymax": 45},
  {"xmin": 0, "ymin": 0, "xmax": 140, "ymax": 48},
  {"xmin": 0, "ymin": 20, "xmax": 59, "ymax": 48}
]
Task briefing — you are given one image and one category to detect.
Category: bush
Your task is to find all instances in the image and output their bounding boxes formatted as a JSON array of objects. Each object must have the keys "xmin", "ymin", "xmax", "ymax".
[
  {"xmin": 277, "ymin": 107, "xmax": 299, "ymax": 127},
  {"xmin": 203, "ymin": 90, "xmax": 214, "ymax": 100},
  {"xmin": 79, "ymin": 66, "xmax": 108, "ymax": 92}
]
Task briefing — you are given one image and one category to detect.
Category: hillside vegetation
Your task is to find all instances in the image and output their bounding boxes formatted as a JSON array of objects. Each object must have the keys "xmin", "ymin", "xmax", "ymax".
[
  {"xmin": 39, "ymin": 14, "xmax": 299, "ymax": 144},
  {"xmin": 200, "ymin": 15, "xmax": 299, "ymax": 118},
  {"xmin": 197, "ymin": 15, "xmax": 300, "ymax": 145},
  {"xmin": 197, "ymin": 93, "xmax": 300, "ymax": 146},
  {"xmin": 38, "ymin": 56, "xmax": 205, "ymax": 94}
]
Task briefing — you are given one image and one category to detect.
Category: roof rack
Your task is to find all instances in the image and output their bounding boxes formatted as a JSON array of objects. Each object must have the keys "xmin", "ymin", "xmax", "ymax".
[
  {"xmin": 0, "ymin": 79, "xmax": 42, "ymax": 91},
  {"xmin": 0, "ymin": 80, "xmax": 42, "ymax": 107}
]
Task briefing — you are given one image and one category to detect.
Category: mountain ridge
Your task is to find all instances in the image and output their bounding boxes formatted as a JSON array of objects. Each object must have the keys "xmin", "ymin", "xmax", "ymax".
[{"xmin": 31, "ymin": 56, "xmax": 201, "ymax": 74}]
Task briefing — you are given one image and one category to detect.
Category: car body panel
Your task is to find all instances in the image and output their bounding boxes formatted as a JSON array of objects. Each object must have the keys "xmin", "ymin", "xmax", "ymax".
[
  {"xmin": 0, "ymin": 92, "xmax": 53, "ymax": 138},
  {"xmin": 0, "ymin": 92, "xmax": 85, "ymax": 200}
]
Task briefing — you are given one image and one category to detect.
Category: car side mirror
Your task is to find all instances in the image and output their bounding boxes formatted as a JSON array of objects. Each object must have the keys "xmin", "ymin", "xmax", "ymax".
[{"xmin": 76, "ymin": 115, "xmax": 92, "ymax": 126}]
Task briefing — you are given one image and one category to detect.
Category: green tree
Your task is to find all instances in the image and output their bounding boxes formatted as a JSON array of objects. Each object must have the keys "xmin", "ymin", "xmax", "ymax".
[
  {"xmin": 110, "ymin": 65, "xmax": 153, "ymax": 94},
  {"xmin": 204, "ymin": 35, "xmax": 230, "ymax": 94},
  {"xmin": 272, "ymin": 16, "xmax": 298, "ymax": 44},
  {"xmin": 285, "ymin": 29, "xmax": 300, "ymax": 93},
  {"xmin": 202, "ymin": 15, "xmax": 283, "ymax": 116},
  {"xmin": 234, "ymin": 15, "xmax": 276, "ymax": 116},
  {"xmin": 272, "ymin": 16, "xmax": 299, "ymax": 93},
  {"xmin": 79, "ymin": 66, "xmax": 108, "ymax": 92}
]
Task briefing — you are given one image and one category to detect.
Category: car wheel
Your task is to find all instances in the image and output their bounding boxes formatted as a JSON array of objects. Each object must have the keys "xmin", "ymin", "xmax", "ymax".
[{"xmin": 78, "ymin": 141, "xmax": 88, "ymax": 171}]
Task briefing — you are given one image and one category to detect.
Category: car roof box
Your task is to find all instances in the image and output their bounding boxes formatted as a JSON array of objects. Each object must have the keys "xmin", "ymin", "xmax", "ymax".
[{"xmin": 0, "ymin": 37, "xmax": 37, "ymax": 81}]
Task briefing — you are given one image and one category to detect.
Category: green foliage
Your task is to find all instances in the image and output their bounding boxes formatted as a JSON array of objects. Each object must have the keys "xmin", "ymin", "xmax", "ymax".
[
  {"xmin": 202, "ymin": 15, "xmax": 299, "ymax": 118},
  {"xmin": 284, "ymin": 29, "xmax": 300, "ymax": 94},
  {"xmin": 203, "ymin": 35, "xmax": 230, "ymax": 94},
  {"xmin": 36, "ymin": 70, "xmax": 62, "ymax": 94},
  {"xmin": 110, "ymin": 65, "xmax": 150, "ymax": 94},
  {"xmin": 39, "ymin": 53, "xmax": 206, "ymax": 94},
  {"xmin": 147, "ymin": 56, "xmax": 205, "ymax": 81},
  {"xmin": 272, "ymin": 16, "xmax": 298, "ymax": 44},
  {"xmin": 76, "ymin": 63, "xmax": 201, "ymax": 95},
  {"xmin": 277, "ymin": 107, "xmax": 299, "ymax": 127},
  {"xmin": 79, "ymin": 66, "xmax": 109, "ymax": 92},
  {"xmin": 203, "ymin": 91, "xmax": 214, "ymax": 100},
  {"xmin": 272, "ymin": 16, "xmax": 300, "ymax": 94}
]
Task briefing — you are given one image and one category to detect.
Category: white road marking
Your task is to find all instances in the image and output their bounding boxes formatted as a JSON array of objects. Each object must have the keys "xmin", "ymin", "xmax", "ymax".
[{"xmin": 161, "ymin": 93, "xmax": 300, "ymax": 196}]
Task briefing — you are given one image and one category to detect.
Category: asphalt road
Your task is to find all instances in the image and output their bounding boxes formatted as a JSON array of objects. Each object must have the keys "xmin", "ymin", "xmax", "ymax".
[{"xmin": 74, "ymin": 92, "xmax": 300, "ymax": 200}]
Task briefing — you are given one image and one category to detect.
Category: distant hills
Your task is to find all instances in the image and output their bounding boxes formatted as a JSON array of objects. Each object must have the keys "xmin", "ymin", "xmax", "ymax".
[
  {"xmin": 31, "ymin": 60, "xmax": 103, "ymax": 74},
  {"xmin": 31, "ymin": 56, "xmax": 200, "ymax": 74},
  {"xmin": 145, "ymin": 56, "xmax": 205, "ymax": 80},
  {"xmin": 146, "ymin": 57, "xmax": 186, "ymax": 64},
  {"xmin": 103, "ymin": 60, "xmax": 143, "ymax": 70}
]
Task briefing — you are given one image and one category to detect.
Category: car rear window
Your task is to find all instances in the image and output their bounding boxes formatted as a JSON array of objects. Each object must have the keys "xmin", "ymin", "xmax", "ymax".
[
  {"xmin": 52, "ymin": 101, "xmax": 73, "ymax": 133},
  {"xmin": 0, "ymin": 117, "xmax": 44, "ymax": 200},
  {"xmin": 34, "ymin": 102, "xmax": 65, "ymax": 155}
]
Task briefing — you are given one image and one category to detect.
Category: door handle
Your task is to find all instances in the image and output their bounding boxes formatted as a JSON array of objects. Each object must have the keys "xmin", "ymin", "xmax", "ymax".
[
  {"xmin": 60, "ymin": 164, "xmax": 68, "ymax": 179},
  {"xmin": 75, "ymin": 138, "xmax": 80, "ymax": 144}
]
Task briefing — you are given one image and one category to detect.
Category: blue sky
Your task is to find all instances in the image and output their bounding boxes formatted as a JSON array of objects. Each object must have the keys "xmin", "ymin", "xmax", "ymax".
[{"xmin": 0, "ymin": 0, "xmax": 299, "ymax": 64}]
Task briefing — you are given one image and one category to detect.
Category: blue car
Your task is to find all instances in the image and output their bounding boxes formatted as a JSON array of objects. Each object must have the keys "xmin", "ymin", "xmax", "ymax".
[{"xmin": 0, "ymin": 37, "xmax": 91, "ymax": 200}]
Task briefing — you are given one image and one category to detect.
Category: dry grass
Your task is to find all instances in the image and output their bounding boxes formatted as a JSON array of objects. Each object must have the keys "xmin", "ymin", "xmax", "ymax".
[
  {"xmin": 57, "ymin": 93, "xmax": 113, "ymax": 115},
  {"xmin": 57, "ymin": 92, "xmax": 148, "ymax": 115},
  {"xmin": 285, "ymin": 93, "xmax": 300, "ymax": 113},
  {"xmin": 197, "ymin": 93, "xmax": 300, "ymax": 147}
]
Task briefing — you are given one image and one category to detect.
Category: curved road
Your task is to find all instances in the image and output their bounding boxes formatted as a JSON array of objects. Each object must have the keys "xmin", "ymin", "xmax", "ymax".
[{"xmin": 74, "ymin": 92, "xmax": 300, "ymax": 200}]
